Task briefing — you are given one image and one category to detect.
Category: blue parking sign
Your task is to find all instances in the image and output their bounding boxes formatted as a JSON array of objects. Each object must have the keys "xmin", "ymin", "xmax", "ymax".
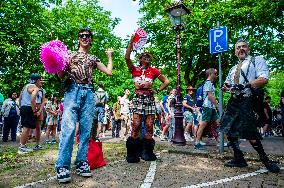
[{"xmin": 209, "ymin": 27, "xmax": 228, "ymax": 54}]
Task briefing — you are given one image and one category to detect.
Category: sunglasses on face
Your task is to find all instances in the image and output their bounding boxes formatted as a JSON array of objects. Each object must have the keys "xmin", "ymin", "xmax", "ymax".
[{"xmin": 79, "ymin": 33, "xmax": 92, "ymax": 39}]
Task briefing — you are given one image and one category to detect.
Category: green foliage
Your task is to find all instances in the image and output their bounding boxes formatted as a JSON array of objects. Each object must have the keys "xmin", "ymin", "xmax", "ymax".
[
  {"xmin": 137, "ymin": 0, "xmax": 283, "ymax": 103},
  {"xmin": 0, "ymin": 0, "xmax": 134, "ymax": 104},
  {"xmin": 266, "ymin": 71, "xmax": 284, "ymax": 107},
  {"xmin": 0, "ymin": 0, "xmax": 283, "ymax": 105}
]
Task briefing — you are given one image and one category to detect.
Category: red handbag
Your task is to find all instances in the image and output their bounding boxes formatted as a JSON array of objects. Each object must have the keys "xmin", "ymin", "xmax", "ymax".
[
  {"xmin": 87, "ymin": 138, "xmax": 107, "ymax": 170},
  {"xmin": 76, "ymin": 136, "xmax": 107, "ymax": 170}
]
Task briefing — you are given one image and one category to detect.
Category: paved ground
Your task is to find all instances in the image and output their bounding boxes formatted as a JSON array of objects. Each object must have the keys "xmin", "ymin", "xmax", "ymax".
[{"xmin": 1, "ymin": 132, "xmax": 284, "ymax": 188}]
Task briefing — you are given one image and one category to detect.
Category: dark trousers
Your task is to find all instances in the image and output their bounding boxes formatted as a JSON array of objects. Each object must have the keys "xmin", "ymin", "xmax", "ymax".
[
  {"xmin": 3, "ymin": 116, "xmax": 20, "ymax": 141},
  {"xmin": 112, "ymin": 118, "xmax": 121, "ymax": 137}
]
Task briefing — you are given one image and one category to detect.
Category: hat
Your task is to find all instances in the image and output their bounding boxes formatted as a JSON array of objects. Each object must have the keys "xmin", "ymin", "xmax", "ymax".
[
  {"xmin": 138, "ymin": 52, "xmax": 153, "ymax": 60},
  {"xmin": 186, "ymin": 85, "xmax": 195, "ymax": 91},
  {"xmin": 29, "ymin": 73, "xmax": 42, "ymax": 83}
]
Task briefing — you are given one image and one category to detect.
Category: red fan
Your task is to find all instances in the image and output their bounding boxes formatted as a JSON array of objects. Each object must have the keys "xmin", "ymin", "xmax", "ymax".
[{"xmin": 132, "ymin": 28, "xmax": 147, "ymax": 51}]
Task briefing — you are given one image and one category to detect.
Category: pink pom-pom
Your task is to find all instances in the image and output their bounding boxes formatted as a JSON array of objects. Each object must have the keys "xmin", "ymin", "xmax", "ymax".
[{"xmin": 40, "ymin": 40, "xmax": 68, "ymax": 74}]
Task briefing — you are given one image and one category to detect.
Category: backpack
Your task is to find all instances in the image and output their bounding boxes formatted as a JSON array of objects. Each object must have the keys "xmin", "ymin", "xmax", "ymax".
[
  {"xmin": 195, "ymin": 84, "xmax": 204, "ymax": 107},
  {"xmin": 195, "ymin": 80, "xmax": 210, "ymax": 107},
  {"xmin": 94, "ymin": 90, "xmax": 107, "ymax": 106}
]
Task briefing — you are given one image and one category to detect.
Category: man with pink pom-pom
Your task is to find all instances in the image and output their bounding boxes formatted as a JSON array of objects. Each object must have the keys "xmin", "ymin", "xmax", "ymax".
[{"xmin": 56, "ymin": 28, "xmax": 113, "ymax": 183}]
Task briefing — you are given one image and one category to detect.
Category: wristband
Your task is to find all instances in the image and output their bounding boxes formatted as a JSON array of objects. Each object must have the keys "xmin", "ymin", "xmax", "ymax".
[{"xmin": 156, "ymin": 88, "xmax": 160, "ymax": 93}]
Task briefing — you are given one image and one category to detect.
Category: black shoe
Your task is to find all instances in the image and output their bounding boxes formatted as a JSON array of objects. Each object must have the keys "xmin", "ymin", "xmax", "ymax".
[
  {"xmin": 76, "ymin": 161, "xmax": 92, "ymax": 177},
  {"xmin": 224, "ymin": 159, "xmax": 248, "ymax": 168},
  {"xmin": 57, "ymin": 166, "xmax": 71, "ymax": 183},
  {"xmin": 262, "ymin": 160, "xmax": 280, "ymax": 173}
]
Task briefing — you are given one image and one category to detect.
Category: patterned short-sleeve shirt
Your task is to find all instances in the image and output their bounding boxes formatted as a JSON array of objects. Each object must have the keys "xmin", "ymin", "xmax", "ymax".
[
  {"xmin": 203, "ymin": 80, "xmax": 216, "ymax": 109},
  {"xmin": 67, "ymin": 51, "xmax": 101, "ymax": 84}
]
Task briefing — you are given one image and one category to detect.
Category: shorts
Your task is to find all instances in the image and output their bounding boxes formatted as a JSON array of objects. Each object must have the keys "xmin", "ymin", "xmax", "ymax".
[
  {"xmin": 20, "ymin": 106, "xmax": 36, "ymax": 129},
  {"xmin": 132, "ymin": 94, "xmax": 156, "ymax": 115},
  {"xmin": 95, "ymin": 106, "xmax": 105, "ymax": 123},
  {"xmin": 201, "ymin": 107, "xmax": 219, "ymax": 123},
  {"xmin": 183, "ymin": 111, "xmax": 194, "ymax": 125}
]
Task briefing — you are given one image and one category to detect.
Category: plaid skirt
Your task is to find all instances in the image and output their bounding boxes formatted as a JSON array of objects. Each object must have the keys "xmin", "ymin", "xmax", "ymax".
[
  {"xmin": 220, "ymin": 96, "xmax": 261, "ymax": 140},
  {"xmin": 132, "ymin": 94, "xmax": 156, "ymax": 115}
]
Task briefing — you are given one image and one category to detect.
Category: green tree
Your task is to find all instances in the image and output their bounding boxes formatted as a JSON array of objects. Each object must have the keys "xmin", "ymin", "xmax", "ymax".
[
  {"xmin": 0, "ymin": 0, "xmax": 130, "ymax": 104},
  {"xmin": 137, "ymin": 0, "xmax": 283, "ymax": 94}
]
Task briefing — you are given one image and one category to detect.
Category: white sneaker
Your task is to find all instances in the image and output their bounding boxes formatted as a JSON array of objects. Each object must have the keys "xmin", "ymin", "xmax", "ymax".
[
  {"xmin": 199, "ymin": 141, "xmax": 206, "ymax": 146},
  {"xmin": 184, "ymin": 133, "xmax": 194, "ymax": 142},
  {"xmin": 160, "ymin": 134, "xmax": 166, "ymax": 141},
  {"xmin": 18, "ymin": 145, "xmax": 33, "ymax": 154}
]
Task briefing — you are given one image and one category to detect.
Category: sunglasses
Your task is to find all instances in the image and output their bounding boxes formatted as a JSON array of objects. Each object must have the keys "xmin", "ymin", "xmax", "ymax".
[{"xmin": 79, "ymin": 33, "xmax": 92, "ymax": 39}]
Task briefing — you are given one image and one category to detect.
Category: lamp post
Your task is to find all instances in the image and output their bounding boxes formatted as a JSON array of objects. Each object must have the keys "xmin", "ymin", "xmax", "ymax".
[{"xmin": 166, "ymin": 2, "xmax": 190, "ymax": 146}]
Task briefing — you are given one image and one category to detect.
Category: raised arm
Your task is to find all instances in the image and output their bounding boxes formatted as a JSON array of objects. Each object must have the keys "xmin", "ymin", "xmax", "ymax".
[
  {"xmin": 125, "ymin": 37, "xmax": 134, "ymax": 71},
  {"xmin": 96, "ymin": 48, "xmax": 113, "ymax": 76}
]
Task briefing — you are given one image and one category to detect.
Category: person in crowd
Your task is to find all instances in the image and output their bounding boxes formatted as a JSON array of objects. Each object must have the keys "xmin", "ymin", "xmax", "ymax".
[
  {"xmin": 125, "ymin": 36, "xmax": 169, "ymax": 163},
  {"xmin": 45, "ymin": 93, "xmax": 59, "ymax": 144},
  {"xmin": 167, "ymin": 88, "xmax": 177, "ymax": 141},
  {"xmin": 159, "ymin": 89, "xmax": 171, "ymax": 141},
  {"xmin": 182, "ymin": 86, "xmax": 197, "ymax": 142},
  {"xmin": 101, "ymin": 104, "xmax": 109, "ymax": 137},
  {"xmin": 194, "ymin": 68, "xmax": 219, "ymax": 150},
  {"xmin": 18, "ymin": 73, "xmax": 43, "ymax": 154},
  {"xmin": 94, "ymin": 81, "xmax": 108, "ymax": 138},
  {"xmin": 56, "ymin": 28, "xmax": 113, "ymax": 183},
  {"xmin": 154, "ymin": 97, "xmax": 162, "ymax": 137},
  {"xmin": 263, "ymin": 96, "xmax": 272, "ymax": 137},
  {"xmin": 280, "ymin": 90, "xmax": 284, "ymax": 137},
  {"xmin": 120, "ymin": 89, "xmax": 131, "ymax": 141},
  {"xmin": 1, "ymin": 91, "xmax": 20, "ymax": 142},
  {"xmin": 57, "ymin": 98, "xmax": 64, "ymax": 134},
  {"xmin": 112, "ymin": 96, "xmax": 121, "ymax": 138},
  {"xmin": 220, "ymin": 39, "xmax": 279, "ymax": 173},
  {"xmin": 33, "ymin": 81, "xmax": 46, "ymax": 150}
]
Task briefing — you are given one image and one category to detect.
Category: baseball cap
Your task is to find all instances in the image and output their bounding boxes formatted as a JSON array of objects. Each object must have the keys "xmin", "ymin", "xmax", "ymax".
[{"xmin": 29, "ymin": 73, "xmax": 42, "ymax": 83}]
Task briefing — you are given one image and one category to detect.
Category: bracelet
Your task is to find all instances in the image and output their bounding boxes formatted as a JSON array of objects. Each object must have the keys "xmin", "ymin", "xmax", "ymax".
[{"xmin": 156, "ymin": 88, "xmax": 160, "ymax": 93}]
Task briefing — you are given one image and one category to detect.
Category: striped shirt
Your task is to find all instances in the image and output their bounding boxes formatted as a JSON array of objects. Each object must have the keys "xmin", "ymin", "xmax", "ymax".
[{"xmin": 67, "ymin": 51, "xmax": 101, "ymax": 84}]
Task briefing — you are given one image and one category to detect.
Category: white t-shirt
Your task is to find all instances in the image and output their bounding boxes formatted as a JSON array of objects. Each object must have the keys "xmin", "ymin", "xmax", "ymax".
[{"xmin": 120, "ymin": 96, "xmax": 130, "ymax": 114}]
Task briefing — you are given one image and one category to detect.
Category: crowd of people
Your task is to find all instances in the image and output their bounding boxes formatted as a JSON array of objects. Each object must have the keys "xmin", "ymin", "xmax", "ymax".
[{"xmin": 0, "ymin": 29, "xmax": 284, "ymax": 183}]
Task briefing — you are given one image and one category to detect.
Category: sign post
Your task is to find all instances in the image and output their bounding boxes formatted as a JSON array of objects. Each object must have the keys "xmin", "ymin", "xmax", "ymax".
[{"xmin": 209, "ymin": 22, "xmax": 228, "ymax": 153}]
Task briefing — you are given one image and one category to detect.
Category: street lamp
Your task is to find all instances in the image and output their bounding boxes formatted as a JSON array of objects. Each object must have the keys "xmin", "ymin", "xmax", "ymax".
[{"xmin": 166, "ymin": 1, "xmax": 190, "ymax": 146}]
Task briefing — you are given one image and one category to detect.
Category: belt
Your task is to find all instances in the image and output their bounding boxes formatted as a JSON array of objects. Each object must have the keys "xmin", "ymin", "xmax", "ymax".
[
  {"xmin": 135, "ymin": 89, "xmax": 153, "ymax": 96},
  {"xmin": 70, "ymin": 82, "xmax": 93, "ymax": 89}
]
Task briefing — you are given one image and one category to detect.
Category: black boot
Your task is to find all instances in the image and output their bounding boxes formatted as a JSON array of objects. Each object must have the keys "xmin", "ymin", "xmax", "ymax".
[
  {"xmin": 250, "ymin": 140, "xmax": 280, "ymax": 173},
  {"xmin": 225, "ymin": 151, "xmax": 248, "ymax": 167},
  {"xmin": 141, "ymin": 139, "xmax": 157, "ymax": 161},
  {"xmin": 225, "ymin": 139, "xmax": 247, "ymax": 168},
  {"xmin": 126, "ymin": 137, "xmax": 141, "ymax": 163},
  {"xmin": 260, "ymin": 156, "xmax": 280, "ymax": 173}
]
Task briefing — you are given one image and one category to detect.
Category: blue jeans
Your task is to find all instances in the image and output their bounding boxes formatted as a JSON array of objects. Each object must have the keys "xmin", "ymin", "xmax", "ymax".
[{"xmin": 56, "ymin": 84, "xmax": 95, "ymax": 169}]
